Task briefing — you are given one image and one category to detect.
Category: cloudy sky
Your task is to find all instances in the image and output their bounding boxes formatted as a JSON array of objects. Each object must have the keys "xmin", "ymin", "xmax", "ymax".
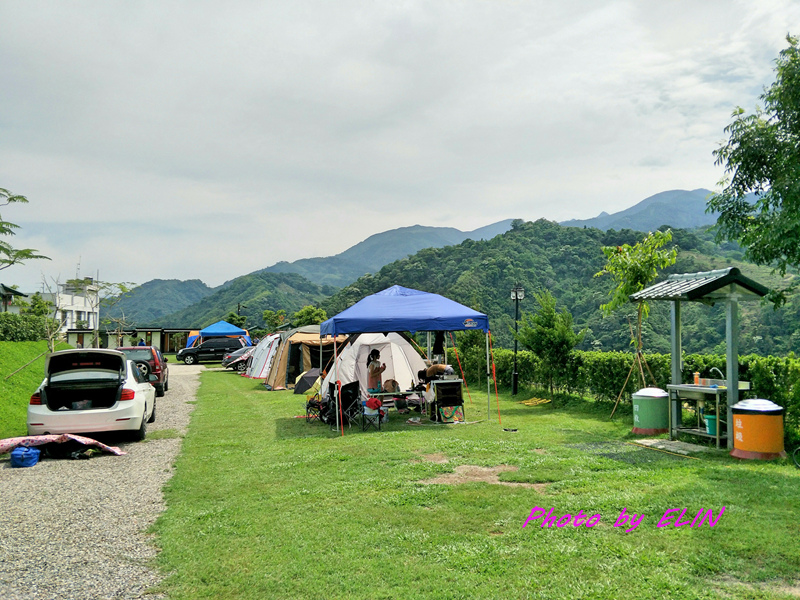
[{"xmin": 2, "ymin": 1, "xmax": 798, "ymax": 292}]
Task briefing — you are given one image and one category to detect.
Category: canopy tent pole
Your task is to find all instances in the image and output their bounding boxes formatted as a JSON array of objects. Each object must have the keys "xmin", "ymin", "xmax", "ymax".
[
  {"xmin": 486, "ymin": 331, "xmax": 491, "ymax": 421},
  {"xmin": 488, "ymin": 330, "xmax": 502, "ymax": 424},
  {"xmin": 427, "ymin": 332, "xmax": 432, "ymax": 363}
]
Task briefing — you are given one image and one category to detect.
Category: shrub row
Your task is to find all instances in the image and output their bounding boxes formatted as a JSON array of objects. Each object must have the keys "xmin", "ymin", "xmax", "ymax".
[
  {"xmin": 0, "ymin": 313, "xmax": 51, "ymax": 342},
  {"xmin": 455, "ymin": 343, "xmax": 800, "ymax": 445}
]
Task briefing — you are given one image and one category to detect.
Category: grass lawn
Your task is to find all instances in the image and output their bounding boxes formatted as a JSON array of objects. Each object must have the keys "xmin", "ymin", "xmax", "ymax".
[
  {"xmin": 0, "ymin": 341, "xmax": 70, "ymax": 439},
  {"xmin": 152, "ymin": 370, "xmax": 800, "ymax": 599}
]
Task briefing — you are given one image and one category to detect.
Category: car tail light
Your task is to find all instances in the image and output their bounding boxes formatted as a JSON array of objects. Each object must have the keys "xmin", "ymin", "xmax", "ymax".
[
  {"xmin": 120, "ymin": 388, "xmax": 136, "ymax": 401},
  {"xmin": 29, "ymin": 392, "xmax": 42, "ymax": 405}
]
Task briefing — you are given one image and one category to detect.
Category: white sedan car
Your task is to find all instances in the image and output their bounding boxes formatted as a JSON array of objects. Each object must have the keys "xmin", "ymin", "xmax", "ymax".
[{"xmin": 27, "ymin": 348, "xmax": 156, "ymax": 441}]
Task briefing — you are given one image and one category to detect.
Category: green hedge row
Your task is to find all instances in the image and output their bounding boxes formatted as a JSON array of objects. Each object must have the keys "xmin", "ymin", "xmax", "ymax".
[
  {"xmin": 455, "ymin": 343, "xmax": 800, "ymax": 444},
  {"xmin": 0, "ymin": 313, "xmax": 51, "ymax": 342}
]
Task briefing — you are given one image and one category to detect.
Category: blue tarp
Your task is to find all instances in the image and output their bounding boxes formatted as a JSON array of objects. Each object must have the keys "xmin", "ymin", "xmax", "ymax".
[
  {"xmin": 320, "ymin": 286, "xmax": 489, "ymax": 336},
  {"xmin": 197, "ymin": 321, "xmax": 251, "ymax": 345}
]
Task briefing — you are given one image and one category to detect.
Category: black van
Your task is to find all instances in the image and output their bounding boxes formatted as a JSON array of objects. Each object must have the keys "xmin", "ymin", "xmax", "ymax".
[{"xmin": 177, "ymin": 337, "xmax": 247, "ymax": 364}]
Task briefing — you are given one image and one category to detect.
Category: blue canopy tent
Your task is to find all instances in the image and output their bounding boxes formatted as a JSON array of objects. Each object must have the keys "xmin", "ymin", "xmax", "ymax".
[
  {"xmin": 320, "ymin": 286, "xmax": 495, "ymax": 429},
  {"xmin": 187, "ymin": 320, "xmax": 252, "ymax": 347}
]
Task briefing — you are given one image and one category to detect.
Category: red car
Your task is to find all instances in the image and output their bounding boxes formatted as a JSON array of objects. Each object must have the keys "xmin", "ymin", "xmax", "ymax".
[{"xmin": 116, "ymin": 346, "xmax": 169, "ymax": 397}]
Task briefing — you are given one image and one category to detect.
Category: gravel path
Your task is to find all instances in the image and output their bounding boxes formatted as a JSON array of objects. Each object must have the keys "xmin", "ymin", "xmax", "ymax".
[{"xmin": 0, "ymin": 363, "xmax": 202, "ymax": 600}]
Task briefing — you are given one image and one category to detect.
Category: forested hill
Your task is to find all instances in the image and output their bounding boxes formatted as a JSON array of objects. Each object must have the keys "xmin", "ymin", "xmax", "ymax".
[
  {"xmin": 150, "ymin": 272, "xmax": 336, "ymax": 329},
  {"xmin": 102, "ymin": 279, "xmax": 214, "ymax": 324},
  {"xmin": 320, "ymin": 219, "xmax": 797, "ymax": 356},
  {"xmin": 262, "ymin": 220, "xmax": 514, "ymax": 287}
]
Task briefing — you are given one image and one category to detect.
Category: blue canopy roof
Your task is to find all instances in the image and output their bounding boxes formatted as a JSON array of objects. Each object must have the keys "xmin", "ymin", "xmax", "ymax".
[
  {"xmin": 320, "ymin": 286, "xmax": 489, "ymax": 336},
  {"xmin": 200, "ymin": 320, "xmax": 248, "ymax": 336}
]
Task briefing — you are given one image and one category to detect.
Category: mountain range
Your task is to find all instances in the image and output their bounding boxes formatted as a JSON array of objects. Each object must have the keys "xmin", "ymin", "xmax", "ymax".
[
  {"xmin": 109, "ymin": 188, "xmax": 735, "ymax": 331},
  {"xmin": 559, "ymin": 188, "xmax": 717, "ymax": 231}
]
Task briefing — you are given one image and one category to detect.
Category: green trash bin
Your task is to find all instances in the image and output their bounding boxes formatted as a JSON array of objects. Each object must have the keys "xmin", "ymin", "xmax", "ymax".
[{"xmin": 632, "ymin": 387, "xmax": 669, "ymax": 435}]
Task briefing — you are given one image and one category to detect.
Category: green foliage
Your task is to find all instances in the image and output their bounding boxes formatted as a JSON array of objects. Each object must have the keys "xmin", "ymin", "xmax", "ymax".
[
  {"xmin": 20, "ymin": 292, "xmax": 54, "ymax": 317},
  {"xmin": 0, "ymin": 313, "xmax": 52, "ymax": 342},
  {"xmin": 264, "ymin": 221, "xmax": 513, "ymax": 287},
  {"xmin": 262, "ymin": 309, "xmax": 287, "ymax": 332},
  {"xmin": 0, "ymin": 340, "xmax": 70, "ymax": 438},
  {"xmin": 710, "ymin": 35, "xmax": 800, "ymax": 286},
  {"xmin": 292, "ymin": 305, "xmax": 327, "ymax": 327},
  {"xmin": 103, "ymin": 279, "xmax": 214, "ymax": 325},
  {"xmin": 223, "ymin": 312, "xmax": 248, "ymax": 328},
  {"xmin": 516, "ymin": 290, "xmax": 584, "ymax": 395},
  {"xmin": 595, "ymin": 229, "xmax": 678, "ymax": 318},
  {"xmin": 322, "ymin": 221, "xmax": 789, "ymax": 355},
  {"xmin": 153, "ymin": 272, "xmax": 333, "ymax": 329},
  {"xmin": 0, "ymin": 187, "xmax": 50, "ymax": 271}
]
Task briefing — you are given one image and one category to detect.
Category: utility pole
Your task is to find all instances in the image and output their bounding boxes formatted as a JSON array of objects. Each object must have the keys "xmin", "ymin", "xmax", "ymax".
[{"xmin": 511, "ymin": 284, "xmax": 525, "ymax": 395}]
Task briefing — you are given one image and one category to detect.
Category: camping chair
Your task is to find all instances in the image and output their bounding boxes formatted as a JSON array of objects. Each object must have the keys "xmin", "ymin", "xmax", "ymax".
[
  {"xmin": 305, "ymin": 393, "xmax": 322, "ymax": 424},
  {"xmin": 362, "ymin": 397, "xmax": 382, "ymax": 432},
  {"xmin": 330, "ymin": 381, "xmax": 362, "ymax": 429}
]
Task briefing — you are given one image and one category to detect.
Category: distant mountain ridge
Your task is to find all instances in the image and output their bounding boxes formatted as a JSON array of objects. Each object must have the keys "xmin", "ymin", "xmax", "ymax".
[
  {"xmin": 560, "ymin": 189, "xmax": 718, "ymax": 231},
  {"xmin": 121, "ymin": 188, "xmax": 732, "ymax": 327},
  {"xmin": 262, "ymin": 220, "xmax": 515, "ymax": 287}
]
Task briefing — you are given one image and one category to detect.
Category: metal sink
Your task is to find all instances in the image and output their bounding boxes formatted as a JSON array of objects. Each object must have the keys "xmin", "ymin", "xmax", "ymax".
[{"xmin": 667, "ymin": 381, "xmax": 750, "ymax": 400}]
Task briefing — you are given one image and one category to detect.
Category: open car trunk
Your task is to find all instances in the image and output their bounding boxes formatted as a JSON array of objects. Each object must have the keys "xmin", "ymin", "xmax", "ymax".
[
  {"xmin": 42, "ymin": 382, "xmax": 123, "ymax": 411},
  {"xmin": 43, "ymin": 350, "xmax": 126, "ymax": 411}
]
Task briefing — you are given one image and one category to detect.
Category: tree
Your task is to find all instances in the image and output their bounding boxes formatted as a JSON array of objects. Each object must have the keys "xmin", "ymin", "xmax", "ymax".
[
  {"xmin": 595, "ymin": 230, "xmax": 677, "ymax": 415},
  {"xmin": 223, "ymin": 312, "xmax": 248, "ymax": 328},
  {"xmin": 0, "ymin": 188, "xmax": 50, "ymax": 271},
  {"xmin": 262, "ymin": 309, "xmax": 287, "ymax": 333},
  {"xmin": 292, "ymin": 305, "xmax": 327, "ymax": 327},
  {"xmin": 595, "ymin": 229, "xmax": 677, "ymax": 357},
  {"xmin": 516, "ymin": 290, "xmax": 584, "ymax": 397},
  {"xmin": 20, "ymin": 292, "xmax": 53, "ymax": 317},
  {"xmin": 708, "ymin": 35, "xmax": 800, "ymax": 295}
]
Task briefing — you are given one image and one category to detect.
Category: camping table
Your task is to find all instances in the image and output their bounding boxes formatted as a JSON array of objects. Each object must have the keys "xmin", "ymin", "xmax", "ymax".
[{"xmin": 369, "ymin": 391, "xmax": 421, "ymax": 412}]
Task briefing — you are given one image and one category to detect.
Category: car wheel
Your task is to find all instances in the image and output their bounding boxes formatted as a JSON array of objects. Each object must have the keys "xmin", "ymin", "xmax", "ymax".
[
  {"xmin": 156, "ymin": 383, "xmax": 165, "ymax": 397},
  {"xmin": 164, "ymin": 378, "xmax": 169, "ymax": 392},
  {"xmin": 135, "ymin": 361, "xmax": 150, "ymax": 377},
  {"xmin": 184, "ymin": 354, "xmax": 196, "ymax": 365},
  {"xmin": 236, "ymin": 361, "xmax": 247, "ymax": 372},
  {"xmin": 134, "ymin": 409, "xmax": 148, "ymax": 441},
  {"xmin": 148, "ymin": 398, "xmax": 157, "ymax": 423}
]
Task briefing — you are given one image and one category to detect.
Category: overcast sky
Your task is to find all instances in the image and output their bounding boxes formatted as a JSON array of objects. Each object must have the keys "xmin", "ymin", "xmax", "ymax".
[{"xmin": 2, "ymin": 1, "xmax": 798, "ymax": 292}]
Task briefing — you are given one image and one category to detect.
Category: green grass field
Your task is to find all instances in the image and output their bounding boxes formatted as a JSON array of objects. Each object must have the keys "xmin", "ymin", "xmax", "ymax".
[
  {"xmin": 151, "ymin": 370, "xmax": 800, "ymax": 599},
  {"xmin": 0, "ymin": 341, "xmax": 71, "ymax": 439}
]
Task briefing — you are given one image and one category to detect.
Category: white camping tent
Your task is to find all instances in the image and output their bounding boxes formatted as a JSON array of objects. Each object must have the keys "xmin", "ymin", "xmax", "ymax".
[
  {"xmin": 245, "ymin": 333, "xmax": 281, "ymax": 379},
  {"xmin": 320, "ymin": 332, "xmax": 427, "ymax": 401}
]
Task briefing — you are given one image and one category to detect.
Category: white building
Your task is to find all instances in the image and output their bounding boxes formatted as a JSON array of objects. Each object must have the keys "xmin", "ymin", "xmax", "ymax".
[{"xmin": 41, "ymin": 278, "xmax": 100, "ymax": 334}]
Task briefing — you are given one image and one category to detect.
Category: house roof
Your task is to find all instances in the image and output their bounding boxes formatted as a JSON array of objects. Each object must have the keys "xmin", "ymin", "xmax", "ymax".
[
  {"xmin": 629, "ymin": 267, "xmax": 769, "ymax": 303},
  {"xmin": 0, "ymin": 284, "xmax": 27, "ymax": 298}
]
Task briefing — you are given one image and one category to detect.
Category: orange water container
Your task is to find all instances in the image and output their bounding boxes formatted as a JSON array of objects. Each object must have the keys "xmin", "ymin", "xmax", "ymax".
[{"xmin": 730, "ymin": 399, "xmax": 786, "ymax": 460}]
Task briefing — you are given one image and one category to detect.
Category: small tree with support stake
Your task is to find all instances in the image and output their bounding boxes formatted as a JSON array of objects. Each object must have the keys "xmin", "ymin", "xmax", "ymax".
[{"xmin": 595, "ymin": 229, "xmax": 677, "ymax": 418}]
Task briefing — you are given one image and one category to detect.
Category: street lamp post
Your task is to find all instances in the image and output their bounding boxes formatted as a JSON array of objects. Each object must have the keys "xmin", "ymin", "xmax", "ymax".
[{"xmin": 511, "ymin": 284, "xmax": 524, "ymax": 395}]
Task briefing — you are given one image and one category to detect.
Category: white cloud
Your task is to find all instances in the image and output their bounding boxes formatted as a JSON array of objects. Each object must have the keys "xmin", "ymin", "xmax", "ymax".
[{"xmin": 2, "ymin": 0, "xmax": 799, "ymax": 290}]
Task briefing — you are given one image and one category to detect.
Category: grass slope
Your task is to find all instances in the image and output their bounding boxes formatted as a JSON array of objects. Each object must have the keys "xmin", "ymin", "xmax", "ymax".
[
  {"xmin": 153, "ymin": 371, "xmax": 800, "ymax": 599},
  {"xmin": 0, "ymin": 341, "xmax": 70, "ymax": 439}
]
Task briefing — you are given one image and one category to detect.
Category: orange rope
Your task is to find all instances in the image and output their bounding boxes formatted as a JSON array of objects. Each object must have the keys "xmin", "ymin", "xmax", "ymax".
[
  {"xmin": 448, "ymin": 332, "xmax": 473, "ymax": 405},
  {"xmin": 488, "ymin": 330, "xmax": 502, "ymax": 424},
  {"xmin": 409, "ymin": 336, "xmax": 428, "ymax": 361}
]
